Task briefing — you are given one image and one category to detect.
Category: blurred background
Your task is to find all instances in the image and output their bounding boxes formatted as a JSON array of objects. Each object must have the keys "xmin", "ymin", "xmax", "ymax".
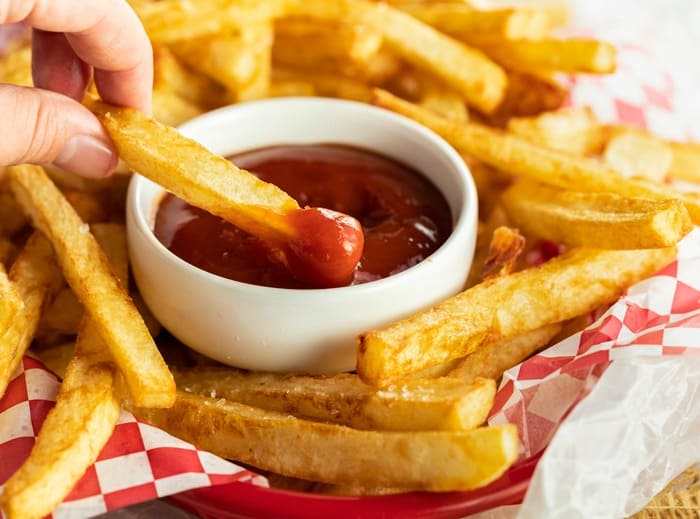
[{"xmin": 572, "ymin": 0, "xmax": 700, "ymax": 136}]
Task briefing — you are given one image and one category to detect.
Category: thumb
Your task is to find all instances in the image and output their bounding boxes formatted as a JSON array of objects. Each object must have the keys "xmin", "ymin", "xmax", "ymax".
[{"xmin": 0, "ymin": 84, "xmax": 118, "ymax": 178}]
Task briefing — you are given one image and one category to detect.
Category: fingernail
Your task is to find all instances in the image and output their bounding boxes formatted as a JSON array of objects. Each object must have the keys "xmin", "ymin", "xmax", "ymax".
[{"xmin": 53, "ymin": 135, "xmax": 118, "ymax": 178}]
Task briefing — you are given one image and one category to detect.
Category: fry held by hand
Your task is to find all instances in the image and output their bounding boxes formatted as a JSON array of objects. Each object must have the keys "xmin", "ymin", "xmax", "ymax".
[{"xmin": 87, "ymin": 98, "xmax": 364, "ymax": 288}]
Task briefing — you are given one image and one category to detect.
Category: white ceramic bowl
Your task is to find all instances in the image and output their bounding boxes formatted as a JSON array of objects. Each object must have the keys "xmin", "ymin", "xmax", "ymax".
[{"xmin": 127, "ymin": 98, "xmax": 477, "ymax": 373}]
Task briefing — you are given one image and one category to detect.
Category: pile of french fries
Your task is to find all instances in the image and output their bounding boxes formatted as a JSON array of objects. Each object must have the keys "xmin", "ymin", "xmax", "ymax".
[{"xmin": 1, "ymin": 0, "xmax": 700, "ymax": 517}]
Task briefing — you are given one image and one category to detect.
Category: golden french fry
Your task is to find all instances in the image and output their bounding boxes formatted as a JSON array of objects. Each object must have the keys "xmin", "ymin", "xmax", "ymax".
[
  {"xmin": 466, "ymin": 206, "xmax": 510, "ymax": 288},
  {"xmin": 90, "ymin": 223, "xmax": 129, "ymax": 293},
  {"xmin": 493, "ymin": 69, "xmax": 569, "ymax": 121},
  {"xmin": 0, "ymin": 45, "xmax": 32, "ymax": 86},
  {"xmin": 0, "ymin": 264, "xmax": 24, "ymax": 365},
  {"xmin": 36, "ymin": 342, "xmax": 75, "ymax": 379},
  {"xmin": 273, "ymin": 20, "xmax": 383, "ymax": 67},
  {"xmin": 7, "ymin": 164, "xmax": 174, "ymax": 408},
  {"xmin": 604, "ymin": 131, "xmax": 673, "ymax": 183},
  {"xmin": 0, "ymin": 190, "xmax": 28, "ymax": 237},
  {"xmin": 668, "ymin": 141, "xmax": 700, "ymax": 183},
  {"xmin": 171, "ymin": 24, "xmax": 273, "ymax": 94},
  {"xmin": 507, "ymin": 107, "xmax": 607, "ymax": 155},
  {"xmin": 61, "ymin": 190, "xmax": 110, "ymax": 223},
  {"xmin": 358, "ymin": 246, "xmax": 676, "ymax": 386},
  {"xmin": 268, "ymin": 79, "xmax": 316, "ymax": 97},
  {"xmin": 397, "ymin": 4, "xmax": 549, "ymax": 41},
  {"xmin": 501, "ymin": 180, "xmax": 692, "ymax": 249},
  {"xmin": 235, "ymin": 37, "xmax": 273, "ymax": 102},
  {"xmin": 1, "ymin": 218, "xmax": 134, "ymax": 519},
  {"xmin": 0, "ymin": 237, "xmax": 18, "ymax": 266},
  {"xmin": 152, "ymin": 88, "xmax": 205, "ymax": 127},
  {"xmin": 481, "ymin": 226, "xmax": 525, "ymax": 280},
  {"xmin": 39, "ymin": 287, "xmax": 83, "ymax": 336},
  {"xmin": 86, "ymin": 98, "xmax": 300, "ymax": 243},
  {"xmin": 477, "ymin": 38, "xmax": 616, "ymax": 74},
  {"xmin": 133, "ymin": 0, "xmax": 289, "ymax": 43},
  {"xmin": 290, "ymin": 0, "xmax": 507, "ymax": 113},
  {"xmin": 0, "ymin": 336, "xmax": 120, "ymax": 519},
  {"xmin": 448, "ymin": 323, "xmax": 563, "ymax": 383},
  {"xmin": 136, "ymin": 391, "xmax": 518, "ymax": 491},
  {"xmin": 0, "ymin": 234, "xmax": 62, "ymax": 399},
  {"xmin": 274, "ymin": 68, "xmax": 374, "ymax": 102},
  {"xmin": 174, "ymin": 367, "xmax": 495, "ymax": 431},
  {"xmin": 419, "ymin": 78, "xmax": 469, "ymax": 122},
  {"xmin": 371, "ymin": 89, "xmax": 700, "ymax": 223},
  {"xmin": 153, "ymin": 45, "xmax": 226, "ymax": 109}
]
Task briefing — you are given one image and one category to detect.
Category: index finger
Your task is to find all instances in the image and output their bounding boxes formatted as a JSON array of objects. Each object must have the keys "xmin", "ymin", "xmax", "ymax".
[{"xmin": 3, "ymin": 0, "xmax": 153, "ymax": 113}]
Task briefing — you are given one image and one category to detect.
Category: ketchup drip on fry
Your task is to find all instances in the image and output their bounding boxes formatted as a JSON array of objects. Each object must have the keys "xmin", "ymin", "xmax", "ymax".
[{"xmin": 154, "ymin": 144, "xmax": 452, "ymax": 289}]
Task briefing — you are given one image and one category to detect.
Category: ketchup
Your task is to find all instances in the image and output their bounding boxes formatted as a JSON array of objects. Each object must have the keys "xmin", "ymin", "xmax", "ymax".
[{"xmin": 154, "ymin": 144, "xmax": 452, "ymax": 289}]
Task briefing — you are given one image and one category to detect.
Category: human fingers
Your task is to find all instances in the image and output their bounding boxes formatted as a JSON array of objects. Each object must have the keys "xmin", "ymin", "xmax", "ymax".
[
  {"xmin": 32, "ymin": 30, "xmax": 92, "ymax": 102},
  {"xmin": 0, "ymin": 84, "xmax": 117, "ymax": 178},
  {"xmin": 3, "ymin": 0, "xmax": 152, "ymax": 113}
]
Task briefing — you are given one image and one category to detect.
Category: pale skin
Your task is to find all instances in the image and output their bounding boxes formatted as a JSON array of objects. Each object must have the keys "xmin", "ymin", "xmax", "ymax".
[{"xmin": 0, "ymin": 0, "xmax": 152, "ymax": 178}]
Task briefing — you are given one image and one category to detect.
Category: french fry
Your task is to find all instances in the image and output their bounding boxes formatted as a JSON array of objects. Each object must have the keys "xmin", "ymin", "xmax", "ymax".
[
  {"xmin": 358, "ymin": 246, "xmax": 676, "ymax": 386},
  {"xmin": 274, "ymin": 68, "xmax": 374, "ymax": 102},
  {"xmin": 1, "ymin": 221, "xmax": 132, "ymax": 519},
  {"xmin": 173, "ymin": 367, "xmax": 496, "ymax": 431},
  {"xmin": 419, "ymin": 77, "xmax": 469, "ymax": 122},
  {"xmin": 171, "ymin": 23, "xmax": 273, "ymax": 95},
  {"xmin": 153, "ymin": 45, "xmax": 226, "ymax": 109},
  {"xmin": 604, "ymin": 131, "xmax": 673, "ymax": 183},
  {"xmin": 488, "ymin": 69, "xmax": 569, "ymax": 123},
  {"xmin": 7, "ymin": 164, "xmax": 174, "ymax": 408},
  {"xmin": 371, "ymin": 89, "xmax": 700, "ymax": 223},
  {"xmin": 0, "ymin": 338, "xmax": 120, "ymax": 519},
  {"xmin": 476, "ymin": 38, "xmax": 616, "ymax": 74},
  {"xmin": 0, "ymin": 237, "xmax": 17, "ymax": 266},
  {"xmin": 466, "ymin": 206, "xmax": 510, "ymax": 288},
  {"xmin": 0, "ymin": 264, "xmax": 24, "ymax": 362},
  {"xmin": 290, "ymin": 0, "xmax": 507, "ymax": 113},
  {"xmin": 0, "ymin": 233, "xmax": 62, "ymax": 399},
  {"xmin": 152, "ymin": 88, "xmax": 205, "ymax": 126},
  {"xmin": 268, "ymin": 79, "xmax": 316, "ymax": 98},
  {"xmin": 397, "ymin": 4, "xmax": 549, "ymax": 41},
  {"xmin": 447, "ymin": 323, "xmax": 563, "ymax": 383},
  {"xmin": 133, "ymin": 0, "xmax": 289, "ymax": 43},
  {"xmin": 481, "ymin": 226, "xmax": 525, "ymax": 280},
  {"xmin": 62, "ymin": 190, "xmax": 110, "ymax": 223},
  {"xmin": 36, "ymin": 342, "xmax": 75, "ymax": 379},
  {"xmin": 86, "ymin": 98, "xmax": 300, "ymax": 243},
  {"xmin": 136, "ymin": 391, "xmax": 519, "ymax": 491},
  {"xmin": 507, "ymin": 107, "xmax": 607, "ymax": 155},
  {"xmin": 39, "ymin": 287, "xmax": 82, "ymax": 336},
  {"xmin": 273, "ymin": 20, "xmax": 383, "ymax": 67},
  {"xmin": 501, "ymin": 180, "xmax": 692, "ymax": 249},
  {"xmin": 668, "ymin": 141, "xmax": 700, "ymax": 183},
  {"xmin": 235, "ymin": 34, "xmax": 273, "ymax": 102},
  {"xmin": 0, "ymin": 190, "xmax": 27, "ymax": 236},
  {"xmin": 0, "ymin": 44, "xmax": 32, "ymax": 86}
]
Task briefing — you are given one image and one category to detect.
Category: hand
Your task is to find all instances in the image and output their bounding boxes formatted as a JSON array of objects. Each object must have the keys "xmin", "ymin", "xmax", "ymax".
[{"xmin": 0, "ymin": 0, "xmax": 152, "ymax": 178}]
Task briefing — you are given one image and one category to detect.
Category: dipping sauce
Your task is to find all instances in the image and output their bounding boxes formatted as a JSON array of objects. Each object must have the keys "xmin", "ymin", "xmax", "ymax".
[{"xmin": 153, "ymin": 144, "xmax": 452, "ymax": 289}]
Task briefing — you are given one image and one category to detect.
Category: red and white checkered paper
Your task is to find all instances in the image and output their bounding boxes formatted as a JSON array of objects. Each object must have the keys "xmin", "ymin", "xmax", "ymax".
[
  {"xmin": 1, "ymin": 30, "xmax": 699, "ymax": 519},
  {"xmin": 489, "ymin": 229, "xmax": 700, "ymax": 457},
  {"xmin": 0, "ymin": 357, "xmax": 267, "ymax": 518}
]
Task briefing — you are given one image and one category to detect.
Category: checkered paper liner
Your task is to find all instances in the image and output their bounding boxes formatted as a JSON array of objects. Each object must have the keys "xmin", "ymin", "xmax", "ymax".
[
  {"xmin": 0, "ymin": 357, "xmax": 267, "ymax": 518},
  {"xmin": 489, "ymin": 229, "xmax": 700, "ymax": 457},
  {"xmin": 0, "ymin": 32, "xmax": 699, "ymax": 518}
]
